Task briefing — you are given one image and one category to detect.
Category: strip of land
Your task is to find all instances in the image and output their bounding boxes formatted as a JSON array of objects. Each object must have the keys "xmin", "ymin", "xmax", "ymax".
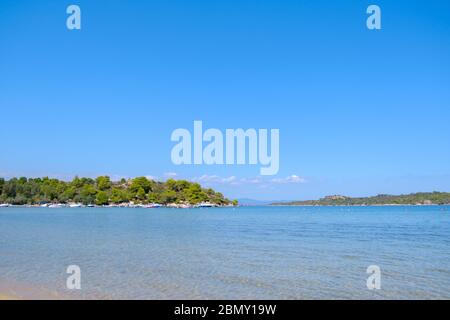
[
  {"xmin": 272, "ymin": 192, "xmax": 450, "ymax": 206},
  {"xmin": 0, "ymin": 176, "xmax": 238, "ymax": 208}
]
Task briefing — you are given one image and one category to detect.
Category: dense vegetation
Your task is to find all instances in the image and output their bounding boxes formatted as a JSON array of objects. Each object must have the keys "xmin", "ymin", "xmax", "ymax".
[
  {"xmin": 0, "ymin": 176, "xmax": 237, "ymax": 206},
  {"xmin": 273, "ymin": 192, "xmax": 450, "ymax": 206}
]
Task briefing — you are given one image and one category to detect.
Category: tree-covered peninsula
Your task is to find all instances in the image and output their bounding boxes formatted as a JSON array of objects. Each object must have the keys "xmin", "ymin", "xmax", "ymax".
[
  {"xmin": 0, "ymin": 176, "xmax": 237, "ymax": 207},
  {"xmin": 272, "ymin": 192, "xmax": 450, "ymax": 206}
]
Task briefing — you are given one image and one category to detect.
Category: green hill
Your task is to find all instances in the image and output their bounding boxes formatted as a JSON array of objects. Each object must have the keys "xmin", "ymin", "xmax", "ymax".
[
  {"xmin": 272, "ymin": 192, "xmax": 450, "ymax": 206},
  {"xmin": 0, "ymin": 176, "xmax": 237, "ymax": 206}
]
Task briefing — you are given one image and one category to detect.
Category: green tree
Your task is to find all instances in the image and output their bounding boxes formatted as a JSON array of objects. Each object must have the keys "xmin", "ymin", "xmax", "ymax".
[
  {"xmin": 96, "ymin": 176, "xmax": 111, "ymax": 191},
  {"xmin": 136, "ymin": 187, "xmax": 146, "ymax": 202},
  {"xmin": 110, "ymin": 187, "xmax": 129, "ymax": 204},
  {"xmin": 95, "ymin": 191, "xmax": 109, "ymax": 206},
  {"xmin": 130, "ymin": 177, "xmax": 153, "ymax": 194},
  {"xmin": 71, "ymin": 176, "xmax": 84, "ymax": 188},
  {"xmin": 80, "ymin": 184, "xmax": 97, "ymax": 204},
  {"xmin": 147, "ymin": 192, "xmax": 162, "ymax": 203},
  {"xmin": 185, "ymin": 183, "xmax": 207, "ymax": 204},
  {"xmin": 160, "ymin": 190, "xmax": 178, "ymax": 204},
  {"xmin": 0, "ymin": 177, "xmax": 5, "ymax": 195},
  {"xmin": 60, "ymin": 186, "xmax": 77, "ymax": 202}
]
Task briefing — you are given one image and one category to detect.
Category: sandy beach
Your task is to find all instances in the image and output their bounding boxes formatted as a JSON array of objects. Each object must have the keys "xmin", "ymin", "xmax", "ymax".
[
  {"xmin": 0, "ymin": 279, "xmax": 76, "ymax": 300},
  {"xmin": 0, "ymin": 293, "xmax": 18, "ymax": 300}
]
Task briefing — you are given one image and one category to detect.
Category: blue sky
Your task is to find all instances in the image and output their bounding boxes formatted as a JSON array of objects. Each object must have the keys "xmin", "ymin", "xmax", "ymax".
[{"xmin": 1, "ymin": 0, "xmax": 450, "ymax": 200}]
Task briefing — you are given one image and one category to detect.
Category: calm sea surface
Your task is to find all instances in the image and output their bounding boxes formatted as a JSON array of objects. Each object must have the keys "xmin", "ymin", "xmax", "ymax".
[{"xmin": 1, "ymin": 206, "xmax": 449, "ymax": 299}]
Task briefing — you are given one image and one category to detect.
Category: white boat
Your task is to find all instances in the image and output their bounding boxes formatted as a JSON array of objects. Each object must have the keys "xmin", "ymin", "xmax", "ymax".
[
  {"xmin": 144, "ymin": 203, "xmax": 162, "ymax": 208},
  {"xmin": 0, "ymin": 204, "xmax": 10, "ymax": 207},
  {"xmin": 197, "ymin": 202, "xmax": 216, "ymax": 208},
  {"xmin": 49, "ymin": 203, "xmax": 65, "ymax": 208},
  {"xmin": 69, "ymin": 203, "xmax": 82, "ymax": 208}
]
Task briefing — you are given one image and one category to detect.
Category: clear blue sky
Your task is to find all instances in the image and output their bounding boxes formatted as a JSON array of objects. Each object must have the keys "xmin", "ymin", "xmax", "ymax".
[{"xmin": 1, "ymin": 0, "xmax": 450, "ymax": 200}]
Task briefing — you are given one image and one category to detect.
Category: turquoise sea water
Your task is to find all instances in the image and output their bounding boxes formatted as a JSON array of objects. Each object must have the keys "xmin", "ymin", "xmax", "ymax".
[{"xmin": 0, "ymin": 206, "xmax": 449, "ymax": 299}]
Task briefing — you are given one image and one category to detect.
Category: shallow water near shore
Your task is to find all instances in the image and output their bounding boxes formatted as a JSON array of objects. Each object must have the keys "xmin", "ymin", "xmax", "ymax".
[{"xmin": 1, "ymin": 206, "xmax": 449, "ymax": 299}]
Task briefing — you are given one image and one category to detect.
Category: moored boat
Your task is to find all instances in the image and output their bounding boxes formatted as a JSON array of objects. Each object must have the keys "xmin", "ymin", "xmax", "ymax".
[
  {"xmin": 69, "ymin": 203, "xmax": 83, "ymax": 208},
  {"xmin": 49, "ymin": 203, "xmax": 65, "ymax": 208},
  {"xmin": 144, "ymin": 203, "xmax": 162, "ymax": 208},
  {"xmin": 196, "ymin": 202, "xmax": 216, "ymax": 208}
]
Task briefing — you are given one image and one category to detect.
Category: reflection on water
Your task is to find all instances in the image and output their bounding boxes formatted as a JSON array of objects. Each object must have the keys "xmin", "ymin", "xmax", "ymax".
[{"xmin": 1, "ymin": 206, "xmax": 449, "ymax": 299}]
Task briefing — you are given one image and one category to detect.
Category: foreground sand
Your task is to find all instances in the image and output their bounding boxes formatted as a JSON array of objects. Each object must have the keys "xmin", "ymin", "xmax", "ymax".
[
  {"xmin": 0, "ymin": 293, "xmax": 19, "ymax": 300},
  {"xmin": 0, "ymin": 280, "xmax": 78, "ymax": 300}
]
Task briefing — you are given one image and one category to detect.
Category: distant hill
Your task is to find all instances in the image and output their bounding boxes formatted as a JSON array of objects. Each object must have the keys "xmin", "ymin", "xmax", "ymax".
[
  {"xmin": 272, "ymin": 192, "xmax": 450, "ymax": 206},
  {"xmin": 237, "ymin": 198, "xmax": 292, "ymax": 206}
]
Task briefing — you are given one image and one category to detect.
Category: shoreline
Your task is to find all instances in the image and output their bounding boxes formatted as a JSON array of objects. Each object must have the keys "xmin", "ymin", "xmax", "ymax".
[
  {"xmin": 1, "ymin": 204, "xmax": 450, "ymax": 208},
  {"xmin": 270, "ymin": 203, "xmax": 450, "ymax": 207},
  {"xmin": 0, "ymin": 203, "xmax": 236, "ymax": 209}
]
